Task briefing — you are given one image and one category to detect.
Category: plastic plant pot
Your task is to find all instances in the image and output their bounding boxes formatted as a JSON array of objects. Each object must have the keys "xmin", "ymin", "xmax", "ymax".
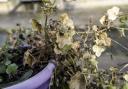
[{"xmin": 4, "ymin": 62, "xmax": 56, "ymax": 89}]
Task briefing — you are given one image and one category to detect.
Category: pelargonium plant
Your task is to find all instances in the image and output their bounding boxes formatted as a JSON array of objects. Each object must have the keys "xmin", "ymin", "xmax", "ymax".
[{"xmin": 0, "ymin": 0, "xmax": 128, "ymax": 89}]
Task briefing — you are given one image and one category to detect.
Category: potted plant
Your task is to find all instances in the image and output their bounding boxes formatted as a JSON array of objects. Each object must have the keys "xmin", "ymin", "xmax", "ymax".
[{"xmin": 0, "ymin": 0, "xmax": 128, "ymax": 89}]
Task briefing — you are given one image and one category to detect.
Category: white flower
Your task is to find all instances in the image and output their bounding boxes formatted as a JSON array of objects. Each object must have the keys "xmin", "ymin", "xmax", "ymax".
[
  {"xmin": 92, "ymin": 45, "xmax": 106, "ymax": 57},
  {"xmin": 107, "ymin": 7, "xmax": 120, "ymax": 21}
]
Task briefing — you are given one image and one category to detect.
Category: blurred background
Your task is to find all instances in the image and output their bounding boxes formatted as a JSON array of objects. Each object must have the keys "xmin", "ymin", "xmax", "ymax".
[
  {"xmin": 0, "ymin": 0, "xmax": 128, "ymax": 70},
  {"xmin": 0, "ymin": 0, "xmax": 128, "ymax": 28}
]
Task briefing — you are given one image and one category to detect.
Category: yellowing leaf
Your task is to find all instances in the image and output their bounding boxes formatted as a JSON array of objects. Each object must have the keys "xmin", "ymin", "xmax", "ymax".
[
  {"xmin": 31, "ymin": 19, "xmax": 43, "ymax": 33},
  {"xmin": 23, "ymin": 50, "xmax": 36, "ymax": 67}
]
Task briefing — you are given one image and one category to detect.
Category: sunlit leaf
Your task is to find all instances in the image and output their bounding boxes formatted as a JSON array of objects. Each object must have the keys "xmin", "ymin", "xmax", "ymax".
[
  {"xmin": 123, "ymin": 74, "xmax": 128, "ymax": 82},
  {"xmin": 100, "ymin": 15, "xmax": 108, "ymax": 25}
]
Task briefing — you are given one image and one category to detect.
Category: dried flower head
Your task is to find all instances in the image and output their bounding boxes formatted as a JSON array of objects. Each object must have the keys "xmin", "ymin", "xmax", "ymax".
[
  {"xmin": 95, "ymin": 32, "xmax": 111, "ymax": 47},
  {"xmin": 107, "ymin": 6, "xmax": 120, "ymax": 21},
  {"xmin": 59, "ymin": 13, "xmax": 75, "ymax": 29}
]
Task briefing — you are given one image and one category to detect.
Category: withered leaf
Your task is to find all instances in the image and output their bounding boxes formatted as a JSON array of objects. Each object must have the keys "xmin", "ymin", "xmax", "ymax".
[
  {"xmin": 23, "ymin": 50, "xmax": 36, "ymax": 67},
  {"xmin": 31, "ymin": 19, "xmax": 43, "ymax": 33}
]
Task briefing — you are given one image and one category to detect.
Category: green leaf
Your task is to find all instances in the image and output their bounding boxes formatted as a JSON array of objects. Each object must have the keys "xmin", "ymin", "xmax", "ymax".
[
  {"xmin": 6, "ymin": 64, "xmax": 18, "ymax": 75},
  {"xmin": 0, "ymin": 64, "xmax": 6, "ymax": 73},
  {"xmin": 122, "ymin": 83, "xmax": 128, "ymax": 89},
  {"xmin": 0, "ymin": 76, "xmax": 3, "ymax": 83},
  {"xmin": 107, "ymin": 85, "xmax": 116, "ymax": 89},
  {"xmin": 119, "ymin": 16, "xmax": 128, "ymax": 23},
  {"xmin": 120, "ymin": 23, "xmax": 127, "ymax": 28}
]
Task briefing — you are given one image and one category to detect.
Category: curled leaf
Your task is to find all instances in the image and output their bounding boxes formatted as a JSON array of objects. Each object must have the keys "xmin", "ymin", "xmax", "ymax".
[
  {"xmin": 96, "ymin": 32, "xmax": 111, "ymax": 47},
  {"xmin": 100, "ymin": 15, "xmax": 108, "ymax": 25},
  {"xmin": 92, "ymin": 25, "xmax": 98, "ymax": 31}
]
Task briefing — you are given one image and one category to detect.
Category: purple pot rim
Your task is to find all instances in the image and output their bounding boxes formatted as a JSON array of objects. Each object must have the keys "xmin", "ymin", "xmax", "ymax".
[{"xmin": 5, "ymin": 63, "xmax": 56, "ymax": 89}]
